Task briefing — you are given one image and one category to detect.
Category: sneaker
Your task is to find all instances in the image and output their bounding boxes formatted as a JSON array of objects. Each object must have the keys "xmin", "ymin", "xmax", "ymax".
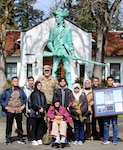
[
  {"xmin": 73, "ymin": 140, "xmax": 78, "ymax": 145},
  {"xmin": 37, "ymin": 139, "xmax": 42, "ymax": 145},
  {"xmin": 32, "ymin": 140, "xmax": 39, "ymax": 146},
  {"xmin": 102, "ymin": 141, "xmax": 110, "ymax": 145},
  {"xmin": 78, "ymin": 141, "xmax": 83, "ymax": 145},
  {"xmin": 5, "ymin": 139, "xmax": 11, "ymax": 145},
  {"xmin": 5, "ymin": 141, "xmax": 11, "ymax": 145},
  {"xmin": 17, "ymin": 140, "xmax": 26, "ymax": 144},
  {"xmin": 55, "ymin": 137, "xmax": 60, "ymax": 143},
  {"xmin": 60, "ymin": 137, "xmax": 66, "ymax": 143},
  {"xmin": 113, "ymin": 141, "xmax": 118, "ymax": 145}
]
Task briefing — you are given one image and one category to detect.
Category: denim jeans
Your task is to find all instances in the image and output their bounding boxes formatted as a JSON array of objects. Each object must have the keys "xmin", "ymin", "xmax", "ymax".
[
  {"xmin": 74, "ymin": 120, "xmax": 84, "ymax": 141},
  {"xmin": 103, "ymin": 116, "xmax": 118, "ymax": 142}
]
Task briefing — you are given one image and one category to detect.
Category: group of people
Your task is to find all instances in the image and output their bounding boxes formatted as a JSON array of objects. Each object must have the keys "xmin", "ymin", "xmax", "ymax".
[{"xmin": 0, "ymin": 65, "xmax": 119, "ymax": 147}]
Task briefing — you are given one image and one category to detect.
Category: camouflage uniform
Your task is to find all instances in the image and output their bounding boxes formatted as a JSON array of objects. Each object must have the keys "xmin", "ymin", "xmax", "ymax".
[{"xmin": 38, "ymin": 75, "xmax": 58, "ymax": 104}]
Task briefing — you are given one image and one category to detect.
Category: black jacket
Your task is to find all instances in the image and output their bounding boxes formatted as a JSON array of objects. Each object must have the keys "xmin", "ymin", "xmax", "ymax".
[
  {"xmin": 52, "ymin": 87, "xmax": 73, "ymax": 108},
  {"xmin": 30, "ymin": 81, "xmax": 47, "ymax": 118}
]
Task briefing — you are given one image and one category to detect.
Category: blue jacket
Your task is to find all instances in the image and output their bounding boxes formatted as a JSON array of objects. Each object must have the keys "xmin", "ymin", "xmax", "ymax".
[{"xmin": 0, "ymin": 87, "xmax": 27, "ymax": 111}]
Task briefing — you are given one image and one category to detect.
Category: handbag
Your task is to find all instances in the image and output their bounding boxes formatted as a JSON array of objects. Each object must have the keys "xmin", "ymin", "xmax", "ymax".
[
  {"xmin": 30, "ymin": 108, "xmax": 41, "ymax": 118},
  {"xmin": 84, "ymin": 105, "xmax": 92, "ymax": 123},
  {"xmin": 42, "ymin": 130, "xmax": 51, "ymax": 145}
]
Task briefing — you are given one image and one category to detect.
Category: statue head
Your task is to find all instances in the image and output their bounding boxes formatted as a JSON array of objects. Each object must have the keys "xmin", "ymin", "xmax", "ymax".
[
  {"xmin": 52, "ymin": 10, "xmax": 69, "ymax": 25},
  {"xmin": 52, "ymin": 10, "xmax": 69, "ymax": 18}
]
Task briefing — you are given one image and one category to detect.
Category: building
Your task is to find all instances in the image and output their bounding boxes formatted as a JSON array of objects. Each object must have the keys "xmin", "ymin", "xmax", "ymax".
[
  {"xmin": 6, "ymin": 30, "xmax": 21, "ymax": 80},
  {"xmin": 19, "ymin": 17, "xmax": 92, "ymax": 86},
  {"xmin": 92, "ymin": 31, "xmax": 123, "ymax": 85},
  {"xmin": 6, "ymin": 19, "xmax": 123, "ymax": 86}
]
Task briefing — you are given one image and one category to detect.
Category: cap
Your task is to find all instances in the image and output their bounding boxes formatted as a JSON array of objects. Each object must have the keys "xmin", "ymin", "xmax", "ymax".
[
  {"xmin": 43, "ymin": 65, "xmax": 51, "ymax": 71},
  {"xmin": 52, "ymin": 10, "xmax": 69, "ymax": 18}
]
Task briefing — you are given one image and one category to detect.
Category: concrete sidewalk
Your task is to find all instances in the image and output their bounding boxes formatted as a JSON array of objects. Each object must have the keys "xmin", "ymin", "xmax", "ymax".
[{"xmin": 0, "ymin": 116, "xmax": 123, "ymax": 150}]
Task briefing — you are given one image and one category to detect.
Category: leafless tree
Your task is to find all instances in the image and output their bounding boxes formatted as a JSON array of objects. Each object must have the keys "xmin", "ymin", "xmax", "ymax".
[{"xmin": 0, "ymin": 0, "xmax": 12, "ymax": 93}]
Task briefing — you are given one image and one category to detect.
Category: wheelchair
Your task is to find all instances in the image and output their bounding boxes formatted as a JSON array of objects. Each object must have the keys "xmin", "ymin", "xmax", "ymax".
[{"xmin": 51, "ymin": 137, "xmax": 70, "ymax": 148}]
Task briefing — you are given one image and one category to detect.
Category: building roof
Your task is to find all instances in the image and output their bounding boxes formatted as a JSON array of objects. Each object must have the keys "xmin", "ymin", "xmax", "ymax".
[
  {"xmin": 6, "ymin": 30, "xmax": 20, "ymax": 55},
  {"xmin": 21, "ymin": 16, "xmax": 91, "ymax": 33},
  {"xmin": 92, "ymin": 31, "xmax": 123, "ymax": 56},
  {"xmin": 106, "ymin": 31, "xmax": 123, "ymax": 56},
  {"xmin": 6, "ymin": 30, "xmax": 123, "ymax": 56}
]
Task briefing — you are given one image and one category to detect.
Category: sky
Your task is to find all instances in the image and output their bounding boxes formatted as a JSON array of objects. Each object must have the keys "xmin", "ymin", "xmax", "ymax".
[
  {"xmin": 34, "ymin": 0, "xmax": 52, "ymax": 10},
  {"xmin": 34, "ymin": 0, "xmax": 55, "ymax": 16},
  {"xmin": 34, "ymin": 0, "xmax": 67, "ymax": 17}
]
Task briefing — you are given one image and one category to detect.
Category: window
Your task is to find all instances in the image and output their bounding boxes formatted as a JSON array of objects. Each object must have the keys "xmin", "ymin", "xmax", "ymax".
[
  {"xmin": 27, "ymin": 64, "xmax": 32, "ymax": 78},
  {"xmin": 80, "ymin": 64, "xmax": 85, "ymax": 78},
  {"xmin": 110, "ymin": 63, "xmax": 120, "ymax": 83},
  {"xmin": 6, "ymin": 63, "xmax": 17, "ymax": 80}
]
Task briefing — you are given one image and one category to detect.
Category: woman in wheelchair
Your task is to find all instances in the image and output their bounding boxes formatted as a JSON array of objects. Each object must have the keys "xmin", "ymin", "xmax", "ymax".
[{"xmin": 47, "ymin": 99, "xmax": 72, "ymax": 148}]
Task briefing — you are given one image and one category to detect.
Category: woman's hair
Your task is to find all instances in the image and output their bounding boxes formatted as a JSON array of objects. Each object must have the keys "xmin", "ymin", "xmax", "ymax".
[{"xmin": 34, "ymin": 81, "xmax": 42, "ymax": 89}]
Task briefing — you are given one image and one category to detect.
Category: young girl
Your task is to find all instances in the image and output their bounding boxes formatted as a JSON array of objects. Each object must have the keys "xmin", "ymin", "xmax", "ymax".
[{"xmin": 69, "ymin": 83, "xmax": 88, "ymax": 145}]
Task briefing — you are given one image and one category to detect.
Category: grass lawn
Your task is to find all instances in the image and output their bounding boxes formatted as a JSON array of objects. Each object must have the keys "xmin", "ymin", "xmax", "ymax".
[{"xmin": 118, "ymin": 114, "xmax": 123, "ymax": 118}]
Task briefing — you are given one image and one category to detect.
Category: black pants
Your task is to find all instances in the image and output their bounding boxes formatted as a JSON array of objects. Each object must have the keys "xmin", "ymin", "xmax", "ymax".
[
  {"xmin": 31, "ymin": 118, "xmax": 44, "ymax": 141},
  {"xmin": 6, "ymin": 112, "xmax": 23, "ymax": 141},
  {"xmin": 98, "ymin": 117, "xmax": 104, "ymax": 138},
  {"xmin": 92, "ymin": 115, "xmax": 104, "ymax": 138},
  {"xmin": 26, "ymin": 117, "xmax": 32, "ymax": 141},
  {"xmin": 85, "ymin": 123, "xmax": 92, "ymax": 139}
]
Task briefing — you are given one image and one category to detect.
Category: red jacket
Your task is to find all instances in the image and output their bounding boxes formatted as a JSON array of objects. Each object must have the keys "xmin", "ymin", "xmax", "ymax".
[{"xmin": 47, "ymin": 105, "xmax": 72, "ymax": 123}]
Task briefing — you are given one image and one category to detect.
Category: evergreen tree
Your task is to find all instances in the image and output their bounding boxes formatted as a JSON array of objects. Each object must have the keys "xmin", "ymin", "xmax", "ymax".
[
  {"xmin": 15, "ymin": 0, "xmax": 44, "ymax": 30},
  {"xmin": 0, "ymin": 0, "xmax": 18, "ymax": 30}
]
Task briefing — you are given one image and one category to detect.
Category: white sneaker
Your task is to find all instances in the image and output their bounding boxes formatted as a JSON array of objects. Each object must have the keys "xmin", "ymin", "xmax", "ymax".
[
  {"xmin": 32, "ymin": 140, "xmax": 39, "ymax": 146},
  {"xmin": 102, "ymin": 141, "xmax": 110, "ymax": 145},
  {"xmin": 60, "ymin": 137, "xmax": 66, "ymax": 143},
  {"xmin": 73, "ymin": 140, "xmax": 78, "ymax": 145},
  {"xmin": 37, "ymin": 139, "xmax": 42, "ymax": 145},
  {"xmin": 55, "ymin": 137, "xmax": 60, "ymax": 143},
  {"xmin": 17, "ymin": 140, "xmax": 26, "ymax": 144},
  {"xmin": 78, "ymin": 141, "xmax": 83, "ymax": 145}
]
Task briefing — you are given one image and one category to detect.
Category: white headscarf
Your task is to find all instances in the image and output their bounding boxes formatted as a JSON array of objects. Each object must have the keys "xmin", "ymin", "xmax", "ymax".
[
  {"xmin": 83, "ymin": 79, "xmax": 91, "ymax": 88},
  {"xmin": 83, "ymin": 79, "xmax": 91, "ymax": 95},
  {"xmin": 72, "ymin": 83, "xmax": 82, "ymax": 101}
]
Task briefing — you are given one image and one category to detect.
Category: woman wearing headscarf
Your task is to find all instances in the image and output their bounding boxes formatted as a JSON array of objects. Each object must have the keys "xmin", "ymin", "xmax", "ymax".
[
  {"xmin": 47, "ymin": 99, "xmax": 72, "ymax": 147},
  {"xmin": 82, "ymin": 79, "xmax": 93, "ymax": 140},
  {"xmin": 69, "ymin": 83, "xmax": 88, "ymax": 145},
  {"xmin": 30, "ymin": 81, "xmax": 47, "ymax": 146}
]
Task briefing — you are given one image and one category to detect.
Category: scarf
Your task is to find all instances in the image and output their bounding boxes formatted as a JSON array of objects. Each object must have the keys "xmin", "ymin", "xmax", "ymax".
[
  {"xmin": 59, "ymin": 86, "xmax": 68, "ymax": 106},
  {"xmin": 72, "ymin": 83, "xmax": 82, "ymax": 101}
]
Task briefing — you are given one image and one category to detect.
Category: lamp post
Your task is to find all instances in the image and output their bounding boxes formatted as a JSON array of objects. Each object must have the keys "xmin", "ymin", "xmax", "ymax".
[
  {"xmin": 34, "ymin": 58, "xmax": 38, "ymax": 67},
  {"xmin": 120, "ymin": 33, "xmax": 123, "ymax": 39},
  {"xmin": 75, "ymin": 61, "xmax": 78, "ymax": 68}
]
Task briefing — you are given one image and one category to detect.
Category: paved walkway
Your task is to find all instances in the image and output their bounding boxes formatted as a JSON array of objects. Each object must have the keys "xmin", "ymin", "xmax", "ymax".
[{"xmin": 0, "ymin": 116, "xmax": 123, "ymax": 150}]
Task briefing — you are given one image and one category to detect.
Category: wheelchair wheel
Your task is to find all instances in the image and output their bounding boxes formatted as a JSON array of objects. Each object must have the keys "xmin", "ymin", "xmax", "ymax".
[{"xmin": 52, "ymin": 142, "xmax": 60, "ymax": 148}]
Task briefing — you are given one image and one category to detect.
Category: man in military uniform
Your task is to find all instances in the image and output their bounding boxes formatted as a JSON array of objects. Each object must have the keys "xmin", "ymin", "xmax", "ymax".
[
  {"xmin": 47, "ymin": 10, "xmax": 75, "ymax": 89},
  {"xmin": 38, "ymin": 65, "xmax": 58, "ymax": 109}
]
